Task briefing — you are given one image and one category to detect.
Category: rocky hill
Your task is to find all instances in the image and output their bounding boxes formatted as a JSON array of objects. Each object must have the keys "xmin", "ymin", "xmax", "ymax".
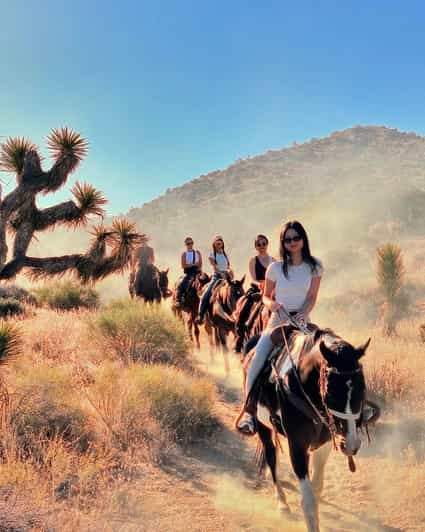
[{"xmin": 126, "ymin": 126, "xmax": 425, "ymax": 279}]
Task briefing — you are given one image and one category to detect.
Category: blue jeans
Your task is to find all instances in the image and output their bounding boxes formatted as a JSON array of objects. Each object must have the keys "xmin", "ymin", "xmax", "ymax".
[{"xmin": 198, "ymin": 272, "xmax": 223, "ymax": 319}]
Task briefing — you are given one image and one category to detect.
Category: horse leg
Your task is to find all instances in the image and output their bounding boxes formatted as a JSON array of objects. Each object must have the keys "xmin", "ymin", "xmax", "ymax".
[
  {"xmin": 205, "ymin": 322, "xmax": 215, "ymax": 362},
  {"xmin": 311, "ymin": 442, "xmax": 331, "ymax": 499},
  {"xmin": 193, "ymin": 313, "xmax": 201, "ymax": 349},
  {"xmin": 289, "ymin": 442, "xmax": 319, "ymax": 532},
  {"xmin": 257, "ymin": 423, "xmax": 289, "ymax": 513},
  {"xmin": 218, "ymin": 327, "xmax": 230, "ymax": 375}
]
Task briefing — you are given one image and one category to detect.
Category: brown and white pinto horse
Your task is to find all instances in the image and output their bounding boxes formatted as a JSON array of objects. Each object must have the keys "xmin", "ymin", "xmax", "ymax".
[
  {"xmin": 203, "ymin": 273, "xmax": 245, "ymax": 372},
  {"xmin": 239, "ymin": 325, "xmax": 377, "ymax": 532},
  {"xmin": 172, "ymin": 272, "xmax": 210, "ymax": 348}
]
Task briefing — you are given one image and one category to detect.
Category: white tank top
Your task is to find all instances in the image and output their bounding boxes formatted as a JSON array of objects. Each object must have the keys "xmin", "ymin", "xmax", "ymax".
[{"xmin": 185, "ymin": 250, "xmax": 199, "ymax": 264}]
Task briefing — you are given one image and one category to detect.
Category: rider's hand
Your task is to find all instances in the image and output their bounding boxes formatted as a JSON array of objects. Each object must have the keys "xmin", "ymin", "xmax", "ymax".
[
  {"xmin": 270, "ymin": 301, "xmax": 282, "ymax": 313},
  {"xmin": 294, "ymin": 312, "xmax": 306, "ymax": 326}
]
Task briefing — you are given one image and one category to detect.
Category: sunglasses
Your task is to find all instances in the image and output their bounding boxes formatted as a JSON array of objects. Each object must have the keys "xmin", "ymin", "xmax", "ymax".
[
  {"xmin": 185, "ymin": 241, "xmax": 193, "ymax": 245},
  {"xmin": 256, "ymin": 241, "xmax": 268, "ymax": 247},
  {"xmin": 284, "ymin": 235, "xmax": 302, "ymax": 244}
]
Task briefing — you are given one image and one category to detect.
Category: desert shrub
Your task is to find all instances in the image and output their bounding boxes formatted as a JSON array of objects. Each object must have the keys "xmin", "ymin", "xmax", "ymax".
[
  {"xmin": 135, "ymin": 365, "xmax": 217, "ymax": 443},
  {"xmin": 0, "ymin": 283, "xmax": 36, "ymax": 304},
  {"xmin": 32, "ymin": 280, "xmax": 99, "ymax": 311},
  {"xmin": 87, "ymin": 364, "xmax": 216, "ymax": 450},
  {"xmin": 90, "ymin": 299, "xmax": 190, "ymax": 366},
  {"xmin": 9, "ymin": 365, "xmax": 95, "ymax": 458},
  {"xmin": 0, "ymin": 297, "xmax": 25, "ymax": 318},
  {"xmin": 366, "ymin": 358, "xmax": 414, "ymax": 405}
]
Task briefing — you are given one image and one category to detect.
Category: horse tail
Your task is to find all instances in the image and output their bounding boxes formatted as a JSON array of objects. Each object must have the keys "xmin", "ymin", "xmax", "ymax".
[{"xmin": 255, "ymin": 438, "xmax": 267, "ymax": 475}]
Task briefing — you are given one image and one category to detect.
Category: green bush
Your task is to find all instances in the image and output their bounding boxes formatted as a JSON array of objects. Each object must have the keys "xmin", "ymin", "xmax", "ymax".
[
  {"xmin": 91, "ymin": 299, "xmax": 190, "ymax": 366},
  {"xmin": 32, "ymin": 280, "xmax": 99, "ymax": 310},
  {"xmin": 9, "ymin": 365, "xmax": 95, "ymax": 457}
]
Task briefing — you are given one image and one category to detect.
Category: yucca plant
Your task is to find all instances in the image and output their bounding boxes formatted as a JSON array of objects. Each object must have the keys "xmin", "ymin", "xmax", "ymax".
[
  {"xmin": 0, "ymin": 128, "xmax": 143, "ymax": 283},
  {"xmin": 376, "ymin": 243, "xmax": 405, "ymax": 335},
  {"xmin": 0, "ymin": 321, "xmax": 22, "ymax": 365}
]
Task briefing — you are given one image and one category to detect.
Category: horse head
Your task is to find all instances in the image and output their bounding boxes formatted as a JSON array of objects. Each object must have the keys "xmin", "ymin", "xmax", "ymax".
[
  {"xmin": 158, "ymin": 268, "xmax": 172, "ymax": 298},
  {"xmin": 224, "ymin": 274, "xmax": 246, "ymax": 311},
  {"xmin": 319, "ymin": 336, "xmax": 370, "ymax": 456}
]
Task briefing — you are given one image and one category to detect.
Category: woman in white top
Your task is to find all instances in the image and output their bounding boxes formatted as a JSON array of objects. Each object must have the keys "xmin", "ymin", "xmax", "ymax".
[
  {"xmin": 238, "ymin": 220, "xmax": 323, "ymax": 435},
  {"xmin": 175, "ymin": 236, "xmax": 203, "ymax": 308},
  {"xmin": 197, "ymin": 235, "xmax": 231, "ymax": 324}
]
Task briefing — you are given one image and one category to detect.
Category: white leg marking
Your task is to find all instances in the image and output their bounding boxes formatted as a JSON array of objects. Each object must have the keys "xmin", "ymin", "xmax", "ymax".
[
  {"xmin": 300, "ymin": 477, "xmax": 319, "ymax": 532},
  {"xmin": 311, "ymin": 442, "xmax": 331, "ymax": 498}
]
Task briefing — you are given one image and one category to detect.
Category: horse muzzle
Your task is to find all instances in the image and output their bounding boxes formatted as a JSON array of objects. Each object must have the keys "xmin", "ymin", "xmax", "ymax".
[{"xmin": 338, "ymin": 433, "xmax": 362, "ymax": 456}]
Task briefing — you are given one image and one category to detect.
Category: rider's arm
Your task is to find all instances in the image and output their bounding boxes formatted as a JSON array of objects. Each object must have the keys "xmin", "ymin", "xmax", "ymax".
[
  {"xmin": 208, "ymin": 254, "xmax": 218, "ymax": 272},
  {"xmin": 181, "ymin": 252, "xmax": 187, "ymax": 270},
  {"xmin": 197, "ymin": 251, "xmax": 203, "ymax": 270},
  {"xmin": 249, "ymin": 257, "xmax": 261, "ymax": 288},
  {"xmin": 263, "ymin": 278, "xmax": 281, "ymax": 312},
  {"xmin": 129, "ymin": 249, "xmax": 137, "ymax": 274}
]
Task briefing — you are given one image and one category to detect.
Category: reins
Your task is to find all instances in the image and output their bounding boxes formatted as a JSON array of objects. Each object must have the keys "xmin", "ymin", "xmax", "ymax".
[{"xmin": 274, "ymin": 308, "xmax": 361, "ymax": 472}]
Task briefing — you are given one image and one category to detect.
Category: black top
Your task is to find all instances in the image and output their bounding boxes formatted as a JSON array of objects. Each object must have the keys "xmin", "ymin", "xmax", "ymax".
[{"xmin": 255, "ymin": 256, "xmax": 267, "ymax": 281}]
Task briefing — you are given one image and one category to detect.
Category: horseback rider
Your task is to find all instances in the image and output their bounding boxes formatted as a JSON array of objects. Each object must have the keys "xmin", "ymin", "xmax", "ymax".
[
  {"xmin": 129, "ymin": 238, "xmax": 155, "ymax": 294},
  {"xmin": 175, "ymin": 237, "xmax": 203, "ymax": 308},
  {"xmin": 196, "ymin": 235, "xmax": 232, "ymax": 324},
  {"xmin": 238, "ymin": 221, "xmax": 323, "ymax": 435},
  {"xmin": 234, "ymin": 235, "xmax": 275, "ymax": 353},
  {"xmin": 248, "ymin": 234, "xmax": 275, "ymax": 291}
]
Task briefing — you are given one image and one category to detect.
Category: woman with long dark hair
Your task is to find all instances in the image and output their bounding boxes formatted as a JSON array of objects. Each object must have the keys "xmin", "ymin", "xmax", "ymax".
[
  {"xmin": 197, "ymin": 235, "xmax": 232, "ymax": 324},
  {"xmin": 238, "ymin": 220, "xmax": 323, "ymax": 435}
]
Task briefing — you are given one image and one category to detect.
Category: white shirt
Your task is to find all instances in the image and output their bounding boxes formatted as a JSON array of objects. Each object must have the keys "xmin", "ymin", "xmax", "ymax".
[
  {"xmin": 185, "ymin": 250, "xmax": 200, "ymax": 265},
  {"xmin": 209, "ymin": 252, "xmax": 229, "ymax": 272},
  {"xmin": 266, "ymin": 260, "xmax": 323, "ymax": 311}
]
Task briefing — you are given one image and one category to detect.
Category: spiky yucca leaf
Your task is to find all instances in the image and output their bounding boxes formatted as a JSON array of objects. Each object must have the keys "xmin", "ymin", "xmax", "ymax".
[
  {"xmin": 47, "ymin": 127, "xmax": 88, "ymax": 167},
  {"xmin": 0, "ymin": 322, "xmax": 22, "ymax": 365},
  {"xmin": 87, "ymin": 223, "xmax": 114, "ymax": 261},
  {"xmin": 0, "ymin": 137, "xmax": 38, "ymax": 174},
  {"xmin": 72, "ymin": 182, "xmax": 107, "ymax": 223},
  {"xmin": 109, "ymin": 219, "xmax": 146, "ymax": 262}
]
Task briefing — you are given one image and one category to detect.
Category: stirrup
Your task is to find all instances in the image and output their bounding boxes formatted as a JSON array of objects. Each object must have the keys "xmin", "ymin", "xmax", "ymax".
[{"xmin": 238, "ymin": 413, "xmax": 257, "ymax": 436}]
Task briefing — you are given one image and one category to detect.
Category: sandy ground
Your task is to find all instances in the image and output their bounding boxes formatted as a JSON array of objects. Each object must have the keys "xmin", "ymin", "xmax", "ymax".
[{"xmin": 105, "ymin": 345, "xmax": 424, "ymax": 532}]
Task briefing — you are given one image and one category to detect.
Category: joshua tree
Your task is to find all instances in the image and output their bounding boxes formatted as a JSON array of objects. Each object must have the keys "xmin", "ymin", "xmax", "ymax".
[
  {"xmin": 376, "ymin": 243, "xmax": 405, "ymax": 335},
  {"xmin": 0, "ymin": 128, "xmax": 145, "ymax": 283}
]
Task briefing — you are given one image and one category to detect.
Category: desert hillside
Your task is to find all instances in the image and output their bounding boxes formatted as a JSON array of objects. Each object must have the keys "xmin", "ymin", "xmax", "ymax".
[{"xmin": 126, "ymin": 126, "xmax": 425, "ymax": 275}]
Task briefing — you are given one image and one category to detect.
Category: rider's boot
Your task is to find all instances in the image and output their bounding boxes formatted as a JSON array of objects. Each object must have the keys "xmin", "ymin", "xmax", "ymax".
[{"xmin": 238, "ymin": 402, "xmax": 257, "ymax": 436}]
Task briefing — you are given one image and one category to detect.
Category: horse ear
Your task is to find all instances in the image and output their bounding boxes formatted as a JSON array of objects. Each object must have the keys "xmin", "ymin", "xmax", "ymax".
[
  {"xmin": 355, "ymin": 337, "xmax": 371, "ymax": 359},
  {"xmin": 165, "ymin": 267, "xmax": 169, "ymax": 274},
  {"xmin": 319, "ymin": 340, "xmax": 337, "ymax": 365},
  {"xmin": 240, "ymin": 274, "xmax": 246, "ymax": 285}
]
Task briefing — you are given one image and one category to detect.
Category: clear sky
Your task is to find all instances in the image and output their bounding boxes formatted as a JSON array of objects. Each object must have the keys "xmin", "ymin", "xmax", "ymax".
[{"xmin": 1, "ymin": 0, "xmax": 425, "ymax": 213}]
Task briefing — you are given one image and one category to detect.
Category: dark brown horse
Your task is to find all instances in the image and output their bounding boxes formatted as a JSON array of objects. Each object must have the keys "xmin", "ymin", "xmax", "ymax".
[
  {"xmin": 172, "ymin": 272, "xmax": 210, "ymax": 348},
  {"xmin": 130, "ymin": 264, "xmax": 171, "ymax": 303},
  {"xmin": 233, "ymin": 285, "xmax": 269, "ymax": 354},
  {"xmin": 237, "ymin": 325, "xmax": 379, "ymax": 532},
  {"xmin": 203, "ymin": 273, "xmax": 245, "ymax": 373}
]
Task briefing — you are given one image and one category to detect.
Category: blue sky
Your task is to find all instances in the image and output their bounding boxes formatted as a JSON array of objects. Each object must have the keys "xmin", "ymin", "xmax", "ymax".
[{"xmin": 1, "ymin": 0, "xmax": 425, "ymax": 213}]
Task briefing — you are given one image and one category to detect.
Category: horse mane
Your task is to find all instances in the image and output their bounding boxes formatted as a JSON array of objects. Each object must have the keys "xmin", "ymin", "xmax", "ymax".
[{"xmin": 289, "ymin": 327, "xmax": 339, "ymax": 363}]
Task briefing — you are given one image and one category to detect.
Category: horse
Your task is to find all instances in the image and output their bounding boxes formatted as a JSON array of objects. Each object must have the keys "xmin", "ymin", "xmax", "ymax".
[
  {"xmin": 237, "ymin": 325, "xmax": 377, "ymax": 532},
  {"xmin": 172, "ymin": 272, "xmax": 210, "ymax": 348},
  {"xmin": 203, "ymin": 273, "xmax": 245, "ymax": 373},
  {"xmin": 130, "ymin": 264, "xmax": 171, "ymax": 303},
  {"xmin": 233, "ymin": 285, "xmax": 268, "ymax": 354}
]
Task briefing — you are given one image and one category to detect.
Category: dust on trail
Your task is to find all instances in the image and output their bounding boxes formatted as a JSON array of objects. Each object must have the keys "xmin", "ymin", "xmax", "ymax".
[{"xmin": 135, "ymin": 344, "xmax": 417, "ymax": 532}]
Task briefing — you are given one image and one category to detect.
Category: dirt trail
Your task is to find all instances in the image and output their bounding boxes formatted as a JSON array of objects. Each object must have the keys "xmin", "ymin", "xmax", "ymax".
[{"xmin": 136, "ymin": 348, "xmax": 417, "ymax": 532}]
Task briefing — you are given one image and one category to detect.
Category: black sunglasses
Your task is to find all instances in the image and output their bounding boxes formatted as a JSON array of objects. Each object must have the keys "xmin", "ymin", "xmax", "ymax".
[
  {"xmin": 284, "ymin": 235, "xmax": 302, "ymax": 244},
  {"xmin": 256, "ymin": 241, "xmax": 268, "ymax": 247},
  {"xmin": 185, "ymin": 241, "xmax": 193, "ymax": 245}
]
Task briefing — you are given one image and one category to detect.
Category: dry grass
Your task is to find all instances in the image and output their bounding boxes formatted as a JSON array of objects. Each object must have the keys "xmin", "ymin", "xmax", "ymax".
[{"xmin": 0, "ymin": 303, "xmax": 217, "ymax": 529}]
